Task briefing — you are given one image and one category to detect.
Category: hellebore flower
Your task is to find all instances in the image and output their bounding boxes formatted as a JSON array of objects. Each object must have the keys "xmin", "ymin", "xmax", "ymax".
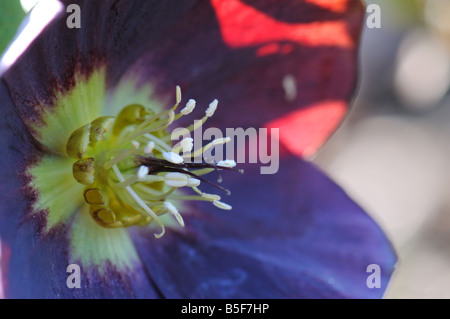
[{"xmin": 0, "ymin": 0, "xmax": 396, "ymax": 298}]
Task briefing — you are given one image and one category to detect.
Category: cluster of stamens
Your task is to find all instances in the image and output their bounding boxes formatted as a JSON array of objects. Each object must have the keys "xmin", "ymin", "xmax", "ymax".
[{"xmin": 65, "ymin": 86, "xmax": 241, "ymax": 238}]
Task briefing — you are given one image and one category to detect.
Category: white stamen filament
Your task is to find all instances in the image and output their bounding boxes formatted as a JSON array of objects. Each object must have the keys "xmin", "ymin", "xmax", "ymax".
[
  {"xmin": 104, "ymin": 141, "xmax": 140, "ymax": 169},
  {"xmin": 131, "ymin": 140, "xmax": 140, "ymax": 149},
  {"xmin": 114, "ymin": 166, "xmax": 150, "ymax": 188},
  {"xmin": 134, "ymin": 109, "xmax": 172, "ymax": 133},
  {"xmin": 69, "ymin": 84, "xmax": 235, "ymax": 236},
  {"xmin": 113, "ymin": 175, "xmax": 139, "ymax": 188},
  {"xmin": 112, "ymin": 164, "xmax": 165, "ymax": 238},
  {"xmin": 126, "ymin": 116, "xmax": 175, "ymax": 141},
  {"xmin": 167, "ymin": 110, "xmax": 175, "ymax": 125},
  {"xmin": 212, "ymin": 137, "xmax": 231, "ymax": 146},
  {"xmin": 188, "ymin": 136, "xmax": 231, "ymax": 159},
  {"xmin": 164, "ymin": 201, "xmax": 185, "ymax": 227},
  {"xmin": 140, "ymin": 175, "xmax": 166, "ymax": 183},
  {"xmin": 180, "ymin": 137, "xmax": 194, "ymax": 153},
  {"xmin": 144, "ymin": 133, "xmax": 172, "ymax": 152},
  {"xmin": 206, "ymin": 99, "xmax": 218, "ymax": 117}
]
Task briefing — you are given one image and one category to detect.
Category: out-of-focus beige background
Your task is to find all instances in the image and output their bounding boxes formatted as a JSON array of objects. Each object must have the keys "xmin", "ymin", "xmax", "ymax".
[{"xmin": 314, "ymin": 0, "xmax": 450, "ymax": 298}]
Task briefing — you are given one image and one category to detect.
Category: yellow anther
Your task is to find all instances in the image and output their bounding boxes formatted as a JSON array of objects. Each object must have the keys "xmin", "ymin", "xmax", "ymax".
[
  {"xmin": 112, "ymin": 104, "xmax": 146, "ymax": 135},
  {"xmin": 83, "ymin": 188, "xmax": 105, "ymax": 205},
  {"xmin": 89, "ymin": 116, "xmax": 115, "ymax": 144},
  {"xmin": 66, "ymin": 124, "xmax": 91, "ymax": 159},
  {"xmin": 72, "ymin": 157, "xmax": 96, "ymax": 185}
]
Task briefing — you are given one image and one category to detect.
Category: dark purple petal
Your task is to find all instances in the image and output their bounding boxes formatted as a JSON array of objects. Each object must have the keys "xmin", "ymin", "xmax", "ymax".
[
  {"xmin": 4, "ymin": 0, "xmax": 363, "ymax": 157},
  {"xmin": 3, "ymin": 222, "xmax": 159, "ymax": 299},
  {"xmin": 132, "ymin": 157, "xmax": 396, "ymax": 299},
  {"xmin": 0, "ymin": 0, "xmax": 396, "ymax": 299},
  {"xmin": 0, "ymin": 81, "xmax": 158, "ymax": 298}
]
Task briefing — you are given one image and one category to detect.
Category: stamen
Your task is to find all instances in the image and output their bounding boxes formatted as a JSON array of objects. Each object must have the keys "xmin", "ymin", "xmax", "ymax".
[
  {"xmin": 206, "ymin": 99, "xmax": 218, "ymax": 117},
  {"xmin": 212, "ymin": 137, "xmax": 230, "ymax": 145},
  {"xmin": 176, "ymin": 85, "xmax": 182, "ymax": 105},
  {"xmin": 131, "ymin": 141, "xmax": 140, "ymax": 149},
  {"xmin": 67, "ymin": 85, "xmax": 239, "ymax": 234},
  {"xmin": 213, "ymin": 200, "xmax": 232, "ymax": 210},
  {"xmin": 180, "ymin": 137, "xmax": 194, "ymax": 153},
  {"xmin": 137, "ymin": 165, "xmax": 149, "ymax": 180},
  {"xmin": 144, "ymin": 133, "xmax": 172, "ymax": 152},
  {"xmin": 167, "ymin": 194, "xmax": 216, "ymax": 202},
  {"xmin": 134, "ymin": 109, "xmax": 172, "ymax": 133},
  {"xmin": 113, "ymin": 174, "xmax": 139, "ymax": 188},
  {"xmin": 164, "ymin": 172, "xmax": 188, "ymax": 187},
  {"xmin": 217, "ymin": 159, "xmax": 237, "ymax": 168},
  {"xmin": 156, "ymin": 166, "xmax": 231, "ymax": 195},
  {"xmin": 187, "ymin": 177, "xmax": 201, "ymax": 187},
  {"xmin": 135, "ymin": 183, "xmax": 175, "ymax": 200},
  {"xmin": 104, "ymin": 141, "xmax": 140, "ymax": 169},
  {"xmin": 191, "ymin": 186, "xmax": 222, "ymax": 201},
  {"xmin": 177, "ymin": 100, "xmax": 219, "ymax": 137},
  {"xmin": 188, "ymin": 136, "xmax": 231, "ymax": 158},
  {"xmin": 144, "ymin": 141, "xmax": 155, "ymax": 154},
  {"xmin": 164, "ymin": 201, "xmax": 185, "ymax": 227},
  {"xmin": 171, "ymin": 137, "xmax": 193, "ymax": 154},
  {"xmin": 127, "ymin": 118, "xmax": 174, "ymax": 141},
  {"xmin": 163, "ymin": 151, "xmax": 184, "ymax": 164},
  {"xmin": 167, "ymin": 110, "xmax": 175, "ymax": 126},
  {"xmin": 140, "ymin": 175, "xmax": 166, "ymax": 183},
  {"xmin": 111, "ymin": 164, "xmax": 165, "ymax": 238},
  {"xmin": 202, "ymin": 193, "xmax": 221, "ymax": 201},
  {"xmin": 114, "ymin": 172, "xmax": 165, "ymax": 188},
  {"xmin": 180, "ymin": 99, "xmax": 196, "ymax": 115}
]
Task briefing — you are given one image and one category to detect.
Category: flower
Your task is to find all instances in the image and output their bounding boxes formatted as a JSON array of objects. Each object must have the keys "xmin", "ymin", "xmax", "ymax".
[{"xmin": 0, "ymin": 0, "xmax": 396, "ymax": 298}]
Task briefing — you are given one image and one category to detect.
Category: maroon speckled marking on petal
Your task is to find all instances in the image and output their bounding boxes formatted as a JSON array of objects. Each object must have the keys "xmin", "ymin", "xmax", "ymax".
[{"xmin": 0, "ymin": 80, "xmax": 159, "ymax": 298}]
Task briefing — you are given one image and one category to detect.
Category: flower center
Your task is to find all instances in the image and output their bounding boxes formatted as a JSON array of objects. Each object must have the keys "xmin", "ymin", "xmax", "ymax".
[{"xmin": 65, "ymin": 86, "xmax": 240, "ymax": 238}]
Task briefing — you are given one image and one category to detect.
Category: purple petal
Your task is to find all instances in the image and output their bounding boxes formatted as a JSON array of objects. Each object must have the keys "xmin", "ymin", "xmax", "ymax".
[
  {"xmin": 132, "ymin": 157, "xmax": 396, "ymax": 298},
  {"xmin": 0, "ymin": 81, "xmax": 158, "ymax": 298},
  {"xmin": 4, "ymin": 0, "xmax": 363, "ymax": 156},
  {"xmin": 0, "ymin": 0, "xmax": 395, "ymax": 299}
]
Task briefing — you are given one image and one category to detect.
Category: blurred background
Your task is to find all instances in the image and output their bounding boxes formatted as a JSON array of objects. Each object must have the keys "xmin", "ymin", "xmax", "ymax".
[
  {"xmin": 314, "ymin": 0, "xmax": 450, "ymax": 298},
  {"xmin": 1, "ymin": 0, "xmax": 450, "ymax": 298}
]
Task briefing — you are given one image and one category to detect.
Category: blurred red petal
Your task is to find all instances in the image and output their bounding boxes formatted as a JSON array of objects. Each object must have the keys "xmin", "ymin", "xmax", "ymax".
[
  {"xmin": 211, "ymin": 0, "xmax": 354, "ymax": 48},
  {"xmin": 306, "ymin": 0, "xmax": 349, "ymax": 12},
  {"xmin": 266, "ymin": 100, "xmax": 346, "ymax": 157}
]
